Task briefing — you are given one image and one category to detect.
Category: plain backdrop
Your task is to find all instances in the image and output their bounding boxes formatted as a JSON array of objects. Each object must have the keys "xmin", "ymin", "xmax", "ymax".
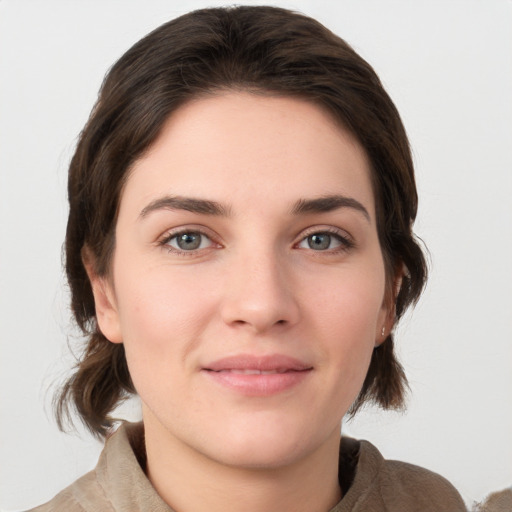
[{"xmin": 1, "ymin": 0, "xmax": 511, "ymax": 510}]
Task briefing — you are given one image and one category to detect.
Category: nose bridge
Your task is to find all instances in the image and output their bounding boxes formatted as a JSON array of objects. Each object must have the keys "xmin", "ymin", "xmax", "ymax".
[{"xmin": 220, "ymin": 240, "xmax": 299, "ymax": 332}]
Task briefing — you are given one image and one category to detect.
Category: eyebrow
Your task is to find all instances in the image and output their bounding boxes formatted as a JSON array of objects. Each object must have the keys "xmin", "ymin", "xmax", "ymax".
[
  {"xmin": 139, "ymin": 193, "xmax": 370, "ymax": 222},
  {"xmin": 291, "ymin": 195, "xmax": 370, "ymax": 222},
  {"xmin": 139, "ymin": 196, "xmax": 231, "ymax": 219}
]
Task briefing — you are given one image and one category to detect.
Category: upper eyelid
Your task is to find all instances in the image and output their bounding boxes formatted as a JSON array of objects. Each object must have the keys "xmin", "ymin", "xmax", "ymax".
[
  {"xmin": 295, "ymin": 225, "xmax": 353, "ymax": 241},
  {"xmin": 156, "ymin": 224, "xmax": 354, "ymax": 248},
  {"xmin": 294, "ymin": 227, "xmax": 356, "ymax": 253},
  {"xmin": 158, "ymin": 225, "xmax": 219, "ymax": 243},
  {"xmin": 163, "ymin": 230, "xmax": 212, "ymax": 244},
  {"xmin": 159, "ymin": 229, "xmax": 220, "ymax": 257}
]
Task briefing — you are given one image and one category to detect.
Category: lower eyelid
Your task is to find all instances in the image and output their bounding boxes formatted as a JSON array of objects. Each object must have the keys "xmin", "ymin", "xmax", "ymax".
[
  {"xmin": 297, "ymin": 235, "xmax": 352, "ymax": 250},
  {"xmin": 158, "ymin": 231, "xmax": 204, "ymax": 250},
  {"xmin": 158, "ymin": 227, "xmax": 354, "ymax": 253}
]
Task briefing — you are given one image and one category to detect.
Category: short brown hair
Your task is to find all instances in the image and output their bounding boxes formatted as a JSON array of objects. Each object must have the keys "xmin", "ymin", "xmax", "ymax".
[{"xmin": 56, "ymin": 5, "xmax": 427, "ymax": 437}]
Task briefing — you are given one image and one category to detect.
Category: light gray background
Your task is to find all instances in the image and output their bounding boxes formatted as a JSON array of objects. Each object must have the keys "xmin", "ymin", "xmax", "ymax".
[{"xmin": 1, "ymin": 0, "xmax": 511, "ymax": 510}]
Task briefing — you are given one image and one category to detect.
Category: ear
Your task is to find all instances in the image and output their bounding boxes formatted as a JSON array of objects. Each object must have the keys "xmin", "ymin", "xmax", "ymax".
[
  {"xmin": 82, "ymin": 247, "xmax": 123, "ymax": 344},
  {"xmin": 375, "ymin": 272, "xmax": 402, "ymax": 347}
]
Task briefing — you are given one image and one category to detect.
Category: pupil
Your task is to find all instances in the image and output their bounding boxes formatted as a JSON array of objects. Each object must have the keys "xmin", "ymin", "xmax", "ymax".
[
  {"xmin": 309, "ymin": 234, "xmax": 330, "ymax": 250},
  {"xmin": 177, "ymin": 232, "xmax": 201, "ymax": 250}
]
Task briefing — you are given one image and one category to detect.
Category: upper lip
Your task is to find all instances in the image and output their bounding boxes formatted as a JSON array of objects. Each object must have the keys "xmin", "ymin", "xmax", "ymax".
[{"xmin": 203, "ymin": 354, "xmax": 313, "ymax": 372}]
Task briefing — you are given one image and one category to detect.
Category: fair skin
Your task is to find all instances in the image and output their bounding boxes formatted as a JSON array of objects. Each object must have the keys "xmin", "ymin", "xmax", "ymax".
[{"xmin": 88, "ymin": 92, "xmax": 394, "ymax": 512}]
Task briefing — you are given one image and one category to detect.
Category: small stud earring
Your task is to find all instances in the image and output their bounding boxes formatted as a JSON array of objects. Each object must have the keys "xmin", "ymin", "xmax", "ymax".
[{"xmin": 381, "ymin": 326, "xmax": 386, "ymax": 337}]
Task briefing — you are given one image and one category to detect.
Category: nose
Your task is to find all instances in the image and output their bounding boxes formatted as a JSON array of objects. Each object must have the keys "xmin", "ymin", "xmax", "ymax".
[{"xmin": 220, "ymin": 249, "xmax": 300, "ymax": 333}]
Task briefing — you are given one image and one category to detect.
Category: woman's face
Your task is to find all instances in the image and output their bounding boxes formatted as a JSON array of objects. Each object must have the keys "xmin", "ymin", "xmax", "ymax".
[{"xmin": 93, "ymin": 92, "xmax": 390, "ymax": 468}]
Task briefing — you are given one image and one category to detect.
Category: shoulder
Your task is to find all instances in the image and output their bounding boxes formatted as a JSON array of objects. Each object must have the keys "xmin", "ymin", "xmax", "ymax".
[
  {"xmin": 27, "ymin": 470, "xmax": 113, "ymax": 512},
  {"xmin": 337, "ymin": 437, "xmax": 467, "ymax": 512},
  {"xmin": 27, "ymin": 422, "xmax": 170, "ymax": 512},
  {"xmin": 377, "ymin": 455, "xmax": 466, "ymax": 510},
  {"xmin": 26, "ymin": 425, "xmax": 128, "ymax": 512}
]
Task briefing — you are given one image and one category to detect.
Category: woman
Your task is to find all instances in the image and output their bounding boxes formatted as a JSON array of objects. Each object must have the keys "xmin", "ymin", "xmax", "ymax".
[{"xmin": 32, "ymin": 6, "xmax": 466, "ymax": 511}]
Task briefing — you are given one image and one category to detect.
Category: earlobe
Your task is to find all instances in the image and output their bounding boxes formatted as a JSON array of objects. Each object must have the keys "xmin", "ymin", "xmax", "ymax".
[
  {"xmin": 90, "ymin": 276, "xmax": 123, "ymax": 344},
  {"xmin": 375, "ymin": 313, "xmax": 395, "ymax": 347},
  {"xmin": 375, "ymin": 312, "xmax": 395, "ymax": 347},
  {"xmin": 82, "ymin": 248, "xmax": 123, "ymax": 344},
  {"xmin": 375, "ymin": 325, "xmax": 387, "ymax": 347},
  {"xmin": 375, "ymin": 272, "xmax": 402, "ymax": 346}
]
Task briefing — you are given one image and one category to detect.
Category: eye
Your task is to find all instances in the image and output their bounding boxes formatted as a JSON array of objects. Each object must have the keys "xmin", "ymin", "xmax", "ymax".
[
  {"xmin": 164, "ymin": 231, "xmax": 213, "ymax": 252},
  {"xmin": 297, "ymin": 231, "xmax": 353, "ymax": 252}
]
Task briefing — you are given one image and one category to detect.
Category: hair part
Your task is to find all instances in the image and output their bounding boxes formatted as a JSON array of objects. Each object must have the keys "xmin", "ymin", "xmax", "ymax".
[{"xmin": 56, "ymin": 5, "xmax": 427, "ymax": 438}]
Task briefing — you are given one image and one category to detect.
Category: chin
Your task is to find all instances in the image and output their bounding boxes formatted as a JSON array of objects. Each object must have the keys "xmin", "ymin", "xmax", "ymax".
[
  {"xmin": 202, "ymin": 416, "xmax": 324, "ymax": 470},
  {"xmin": 214, "ymin": 440, "xmax": 305, "ymax": 470}
]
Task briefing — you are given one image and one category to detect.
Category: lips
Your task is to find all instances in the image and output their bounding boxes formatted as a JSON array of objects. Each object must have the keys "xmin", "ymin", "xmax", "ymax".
[
  {"xmin": 202, "ymin": 354, "xmax": 313, "ymax": 396},
  {"xmin": 204, "ymin": 354, "xmax": 311, "ymax": 372},
  {"xmin": 222, "ymin": 369, "xmax": 292, "ymax": 375}
]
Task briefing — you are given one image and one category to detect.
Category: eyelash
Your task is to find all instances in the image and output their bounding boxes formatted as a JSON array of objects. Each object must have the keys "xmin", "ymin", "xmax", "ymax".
[
  {"xmin": 159, "ymin": 228, "xmax": 219, "ymax": 256},
  {"xmin": 295, "ymin": 227, "xmax": 355, "ymax": 254},
  {"xmin": 158, "ymin": 227, "xmax": 355, "ymax": 256}
]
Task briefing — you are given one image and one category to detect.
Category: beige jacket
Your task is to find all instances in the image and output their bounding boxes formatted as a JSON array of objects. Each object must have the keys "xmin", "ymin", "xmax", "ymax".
[{"xmin": 31, "ymin": 422, "xmax": 466, "ymax": 511}]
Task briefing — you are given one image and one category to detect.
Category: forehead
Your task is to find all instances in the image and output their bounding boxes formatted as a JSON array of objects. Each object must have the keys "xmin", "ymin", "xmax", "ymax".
[{"xmin": 121, "ymin": 92, "xmax": 375, "ymax": 220}]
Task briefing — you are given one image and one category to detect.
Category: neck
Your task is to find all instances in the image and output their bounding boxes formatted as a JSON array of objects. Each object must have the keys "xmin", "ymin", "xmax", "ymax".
[{"xmin": 143, "ymin": 417, "xmax": 342, "ymax": 512}]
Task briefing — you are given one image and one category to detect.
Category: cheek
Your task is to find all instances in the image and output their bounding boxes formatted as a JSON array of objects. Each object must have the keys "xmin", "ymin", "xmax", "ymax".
[
  {"xmin": 115, "ymin": 257, "xmax": 213, "ymax": 331},
  {"xmin": 315, "ymin": 264, "xmax": 385, "ymax": 329},
  {"xmin": 111, "ymin": 263, "xmax": 216, "ymax": 384},
  {"xmin": 312, "ymin": 265, "xmax": 385, "ymax": 372}
]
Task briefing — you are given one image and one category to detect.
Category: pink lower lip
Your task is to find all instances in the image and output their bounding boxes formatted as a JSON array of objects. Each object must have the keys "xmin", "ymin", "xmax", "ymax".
[{"xmin": 202, "ymin": 369, "xmax": 311, "ymax": 396}]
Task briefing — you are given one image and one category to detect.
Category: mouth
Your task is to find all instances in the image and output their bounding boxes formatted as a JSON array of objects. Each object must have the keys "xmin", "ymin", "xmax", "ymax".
[
  {"xmin": 213, "ymin": 368, "xmax": 303, "ymax": 375},
  {"xmin": 202, "ymin": 354, "xmax": 313, "ymax": 396},
  {"xmin": 203, "ymin": 353, "xmax": 312, "ymax": 372}
]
